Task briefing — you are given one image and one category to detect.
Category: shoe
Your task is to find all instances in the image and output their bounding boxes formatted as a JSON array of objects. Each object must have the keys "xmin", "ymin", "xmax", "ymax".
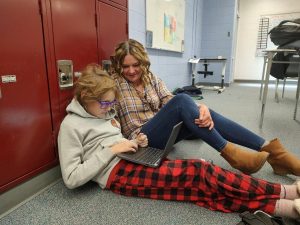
[
  {"xmin": 220, "ymin": 142, "xmax": 269, "ymax": 175},
  {"xmin": 261, "ymin": 138, "xmax": 300, "ymax": 176}
]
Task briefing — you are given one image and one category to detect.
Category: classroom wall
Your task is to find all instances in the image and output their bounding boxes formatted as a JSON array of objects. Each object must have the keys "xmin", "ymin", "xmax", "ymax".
[
  {"xmin": 128, "ymin": 0, "xmax": 204, "ymax": 91},
  {"xmin": 234, "ymin": 0, "xmax": 300, "ymax": 80}
]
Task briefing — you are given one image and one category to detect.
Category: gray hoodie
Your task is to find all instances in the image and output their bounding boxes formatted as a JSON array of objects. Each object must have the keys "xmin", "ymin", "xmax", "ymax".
[{"xmin": 58, "ymin": 98, "xmax": 124, "ymax": 189}]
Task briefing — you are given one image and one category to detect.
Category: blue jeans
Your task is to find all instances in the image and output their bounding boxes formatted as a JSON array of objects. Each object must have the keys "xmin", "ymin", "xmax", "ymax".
[{"xmin": 140, "ymin": 94, "xmax": 265, "ymax": 152}]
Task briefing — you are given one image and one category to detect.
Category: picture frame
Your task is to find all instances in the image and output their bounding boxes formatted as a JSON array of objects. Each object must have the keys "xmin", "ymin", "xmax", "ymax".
[{"xmin": 146, "ymin": 0, "xmax": 185, "ymax": 53}]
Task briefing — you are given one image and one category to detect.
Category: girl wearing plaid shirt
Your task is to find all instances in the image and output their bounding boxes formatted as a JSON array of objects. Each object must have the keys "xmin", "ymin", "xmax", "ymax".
[
  {"xmin": 111, "ymin": 39, "xmax": 300, "ymax": 177},
  {"xmin": 58, "ymin": 64, "xmax": 300, "ymax": 220}
]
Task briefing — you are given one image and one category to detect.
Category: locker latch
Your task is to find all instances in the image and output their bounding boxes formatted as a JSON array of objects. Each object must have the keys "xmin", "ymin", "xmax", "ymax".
[
  {"xmin": 57, "ymin": 60, "xmax": 73, "ymax": 89},
  {"xmin": 102, "ymin": 60, "xmax": 112, "ymax": 74}
]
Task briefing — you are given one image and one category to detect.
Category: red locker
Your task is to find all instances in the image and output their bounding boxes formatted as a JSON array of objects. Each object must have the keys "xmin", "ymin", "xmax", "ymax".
[
  {"xmin": 97, "ymin": 0, "xmax": 128, "ymax": 63},
  {"xmin": 49, "ymin": 0, "xmax": 99, "ymax": 126},
  {"xmin": 0, "ymin": 0, "xmax": 56, "ymax": 192},
  {"xmin": 111, "ymin": 0, "xmax": 127, "ymax": 8}
]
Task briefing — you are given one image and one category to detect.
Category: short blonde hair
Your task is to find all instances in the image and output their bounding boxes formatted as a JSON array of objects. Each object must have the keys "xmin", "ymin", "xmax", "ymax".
[
  {"xmin": 111, "ymin": 39, "xmax": 151, "ymax": 85},
  {"xmin": 75, "ymin": 63, "xmax": 118, "ymax": 105}
]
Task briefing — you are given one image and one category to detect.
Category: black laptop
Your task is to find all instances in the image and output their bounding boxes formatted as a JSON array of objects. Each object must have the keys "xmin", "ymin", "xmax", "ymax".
[{"xmin": 118, "ymin": 121, "xmax": 183, "ymax": 167}]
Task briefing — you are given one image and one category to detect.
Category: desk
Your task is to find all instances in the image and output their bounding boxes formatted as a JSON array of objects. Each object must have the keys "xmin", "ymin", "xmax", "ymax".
[
  {"xmin": 188, "ymin": 58, "xmax": 227, "ymax": 93},
  {"xmin": 259, "ymin": 49, "xmax": 300, "ymax": 128}
]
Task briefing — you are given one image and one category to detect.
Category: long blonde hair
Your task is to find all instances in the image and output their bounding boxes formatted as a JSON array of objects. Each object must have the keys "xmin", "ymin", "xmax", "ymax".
[
  {"xmin": 111, "ymin": 39, "xmax": 152, "ymax": 85},
  {"xmin": 74, "ymin": 63, "xmax": 118, "ymax": 105}
]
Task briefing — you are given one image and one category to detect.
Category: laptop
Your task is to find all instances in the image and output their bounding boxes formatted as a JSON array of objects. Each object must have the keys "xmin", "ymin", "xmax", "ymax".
[{"xmin": 118, "ymin": 121, "xmax": 183, "ymax": 167}]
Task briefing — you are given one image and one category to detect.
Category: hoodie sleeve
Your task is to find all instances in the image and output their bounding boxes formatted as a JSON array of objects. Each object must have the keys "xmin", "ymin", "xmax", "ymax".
[{"xmin": 58, "ymin": 122, "xmax": 116, "ymax": 189}]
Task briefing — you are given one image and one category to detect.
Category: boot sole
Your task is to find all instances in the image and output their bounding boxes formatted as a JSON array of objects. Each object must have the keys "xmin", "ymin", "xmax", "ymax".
[
  {"xmin": 272, "ymin": 168, "xmax": 300, "ymax": 176},
  {"xmin": 268, "ymin": 159, "xmax": 300, "ymax": 176},
  {"xmin": 273, "ymin": 169, "xmax": 289, "ymax": 176}
]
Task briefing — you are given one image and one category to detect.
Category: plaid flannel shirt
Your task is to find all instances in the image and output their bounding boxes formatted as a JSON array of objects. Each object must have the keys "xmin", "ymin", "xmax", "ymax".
[{"xmin": 113, "ymin": 73, "xmax": 173, "ymax": 139}]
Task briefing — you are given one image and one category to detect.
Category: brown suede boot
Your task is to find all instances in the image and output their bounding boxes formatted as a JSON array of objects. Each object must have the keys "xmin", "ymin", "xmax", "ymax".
[
  {"xmin": 261, "ymin": 138, "xmax": 300, "ymax": 176},
  {"xmin": 220, "ymin": 142, "xmax": 270, "ymax": 175}
]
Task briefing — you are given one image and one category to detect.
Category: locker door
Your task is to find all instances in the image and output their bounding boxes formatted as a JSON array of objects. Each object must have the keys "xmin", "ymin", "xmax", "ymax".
[
  {"xmin": 97, "ymin": 1, "xmax": 128, "ymax": 63},
  {"xmin": 50, "ymin": 0, "xmax": 98, "ymax": 120},
  {"xmin": 111, "ymin": 0, "xmax": 127, "ymax": 7},
  {"xmin": 0, "ymin": 0, "xmax": 56, "ymax": 192}
]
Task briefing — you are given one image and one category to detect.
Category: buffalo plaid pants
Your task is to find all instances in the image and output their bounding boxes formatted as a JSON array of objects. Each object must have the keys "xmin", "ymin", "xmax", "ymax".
[{"xmin": 106, "ymin": 159, "xmax": 281, "ymax": 214}]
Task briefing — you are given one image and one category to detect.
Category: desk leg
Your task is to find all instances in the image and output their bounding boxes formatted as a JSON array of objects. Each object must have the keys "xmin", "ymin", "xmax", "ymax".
[
  {"xmin": 259, "ymin": 53, "xmax": 273, "ymax": 128},
  {"xmin": 191, "ymin": 63, "xmax": 196, "ymax": 86},
  {"xmin": 275, "ymin": 79, "xmax": 280, "ymax": 103},
  {"xmin": 294, "ymin": 64, "xmax": 300, "ymax": 120},
  {"xmin": 259, "ymin": 56, "xmax": 267, "ymax": 100},
  {"xmin": 216, "ymin": 61, "xmax": 227, "ymax": 94},
  {"xmin": 220, "ymin": 62, "xmax": 226, "ymax": 89}
]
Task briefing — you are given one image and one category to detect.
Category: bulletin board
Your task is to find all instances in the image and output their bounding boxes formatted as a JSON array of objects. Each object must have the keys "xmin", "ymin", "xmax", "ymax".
[
  {"xmin": 145, "ymin": 0, "xmax": 185, "ymax": 53},
  {"xmin": 256, "ymin": 12, "xmax": 300, "ymax": 56}
]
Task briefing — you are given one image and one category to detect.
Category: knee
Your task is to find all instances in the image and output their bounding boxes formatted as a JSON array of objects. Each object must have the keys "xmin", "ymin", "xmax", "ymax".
[
  {"xmin": 172, "ymin": 94, "xmax": 194, "ymax": 105},
  {"xmin": 171, "ymin": 94, "xmax": 198, "ymax": 114}
]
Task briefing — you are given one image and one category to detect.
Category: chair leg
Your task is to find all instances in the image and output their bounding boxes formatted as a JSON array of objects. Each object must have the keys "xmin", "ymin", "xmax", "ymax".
[
  {"xmin": 259, "ymin": 56, "xmax": 267, "ymax": 100},
  {"xmin": 275, "ymin": 79, "xmax": 280, "ymax": 103},
  {"xmin": 282, "ymin": 77, "xmax": 286, "ymax": 98},
  {"xmin": 294, "ymin": 69, "xmax": 300, "ymax": 120}
]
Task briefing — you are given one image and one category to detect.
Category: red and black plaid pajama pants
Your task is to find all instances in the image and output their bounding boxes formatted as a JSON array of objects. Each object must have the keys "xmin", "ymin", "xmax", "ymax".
[{"xmin": 106, "ymin": 159, "xmax": 281, "ymax": 214}]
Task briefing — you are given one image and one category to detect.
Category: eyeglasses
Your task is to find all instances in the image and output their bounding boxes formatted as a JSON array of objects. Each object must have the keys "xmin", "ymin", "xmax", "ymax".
[{"xmin": 98, "ymin": 100, "xmax": 116, "ymax": 109}]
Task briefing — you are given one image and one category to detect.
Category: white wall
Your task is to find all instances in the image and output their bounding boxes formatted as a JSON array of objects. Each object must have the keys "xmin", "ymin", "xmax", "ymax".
[{"xmin": 234, "ymin": 0, "xmax": 300, "ymax": 80}]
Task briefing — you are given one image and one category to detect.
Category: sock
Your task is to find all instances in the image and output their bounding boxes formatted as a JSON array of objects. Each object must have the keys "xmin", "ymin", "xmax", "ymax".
[
  {"xmin": 274, "ymin": 199, "xmax": 299, "ymax": 219},
  {"xmin": 280, "ymin": 185, "xmax": 286, "ymax": 198},
  {"xmin": 280, "ymin": 185, "xmax": 300, "ymax": 200}
]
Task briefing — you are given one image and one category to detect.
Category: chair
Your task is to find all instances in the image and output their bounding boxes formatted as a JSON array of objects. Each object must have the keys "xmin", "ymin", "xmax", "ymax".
[
  {"xmin": 259, "ymin": 49, "xmax": 300, "ymax": 128},
  {"xmin": 274, "ymin": 54, "xmax": 300, "ymax": 102},
  {"xmin": 269, "ymin": 40, "xmax": 300, "ymax": 102}
]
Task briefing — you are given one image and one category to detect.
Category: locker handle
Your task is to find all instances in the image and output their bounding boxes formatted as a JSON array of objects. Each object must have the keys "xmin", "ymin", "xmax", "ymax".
[{"xmin": 57, "ymin": 60, "xmax": 73, "ymax": 89}]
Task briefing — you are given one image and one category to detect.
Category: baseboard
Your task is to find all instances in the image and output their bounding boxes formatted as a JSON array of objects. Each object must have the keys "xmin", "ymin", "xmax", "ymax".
[
  {"xmin": 234, "ymin": 79, "xmax": 298, "ymax": 85},
  {"xmin": 0, "ymin": 166, "xmax": 62, "ymax": 218},
  {"xmin": 195, "ymin": 82, "xmax": 230, "ymax": 87},
  {"xmin": 234, "ymin": 79, "xmax": 262, "ymax": 84}
]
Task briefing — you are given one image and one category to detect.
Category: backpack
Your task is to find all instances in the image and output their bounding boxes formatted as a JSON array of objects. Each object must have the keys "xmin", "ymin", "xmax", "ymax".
[
  {"xmin": 269, "ymin": 19, "xmax": 300, "ymax": 47},
  {"xmin": 236, "ymin": 211, "xmax": 286, "ymax": 225},
  {"xmin": 269, "ymin": 52, "xmax": 291, "ymax": 80},
  {"xmin": 270, "ymin": 48, "xmax": 300, "ymax": 80},
  {"xmin": 173, "ymin": 85, "xmax": 202, "ymax": 96}
]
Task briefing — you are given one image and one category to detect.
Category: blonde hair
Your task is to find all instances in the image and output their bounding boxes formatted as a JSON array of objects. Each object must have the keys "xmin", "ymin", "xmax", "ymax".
[
  {"xmin": 111, "ymin": 39, "xmax": 152, "ymax": 85},
  {"xmin": 74, "ymin": 63, "xmax": 118, "ymax": 105}
]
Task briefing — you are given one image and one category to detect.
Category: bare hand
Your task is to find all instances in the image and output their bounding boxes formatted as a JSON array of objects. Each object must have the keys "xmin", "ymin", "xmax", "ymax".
[
  {"xmin": 111, "ymin": 139, "xmax": 138, "ymax": 154},
  {"xmin": 194, "ymin": 104, "xmax": 214, "ymax": 130},
  {"xmin": 134, "ymin": 133, "xmax": 148, "ymax": 147}
]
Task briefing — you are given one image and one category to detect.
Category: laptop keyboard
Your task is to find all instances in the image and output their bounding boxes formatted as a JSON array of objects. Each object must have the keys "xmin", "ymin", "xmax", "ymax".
[{"xmin": 132, "ymin": 147, "xmax": 164, "ymax": 164}]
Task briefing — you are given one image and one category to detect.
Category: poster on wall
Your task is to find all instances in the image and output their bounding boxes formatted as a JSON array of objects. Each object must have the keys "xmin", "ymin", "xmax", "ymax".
[
  {"xmin": 255, "ymin": 12, "xmax": 300, "ymax": 57},
  {"xmin": 146, "ymin": 0, "xmax": 185, "ymax": 53}
]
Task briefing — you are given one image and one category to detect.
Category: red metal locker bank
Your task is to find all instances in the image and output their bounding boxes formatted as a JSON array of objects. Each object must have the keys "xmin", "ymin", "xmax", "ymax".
[
  {"xmin": 0, "ymin": 0, "xmax": 128, "ymax": 193},
  {"xmin": 0, "ymin": 0, "xmax": 56, "ymax": 192}
]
